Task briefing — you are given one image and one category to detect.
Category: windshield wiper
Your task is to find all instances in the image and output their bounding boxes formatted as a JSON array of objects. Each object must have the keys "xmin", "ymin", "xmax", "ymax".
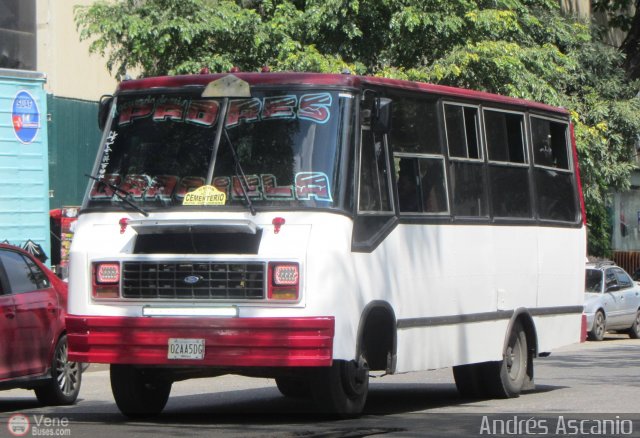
[
  {"xmin": 223, "ymin": 130, "xmax": 256, "ymax": 216},
  {"xmin": 85, "ymin": 174, "xmax": 149, "ymax": 217}
]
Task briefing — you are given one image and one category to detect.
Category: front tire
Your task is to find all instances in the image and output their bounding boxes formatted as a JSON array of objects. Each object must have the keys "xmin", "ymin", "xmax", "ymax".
[
  {"xmin": 628, "ymin": 310, "xmax": 640, "ymax": 339},
  {"xmin": 275, "ymin": 375, "xmax": 312, "ymax": 398},
  {"xmin": 35, "ymin": 335, "xmax": 82, "ymax": 406},
  {"xmin": 453, "ymin": 363, "xmax": 486, "ymax": 398},
  {"xmin": 310, "ymin": 357, "xmax": 369, "ymax": 417},
  {"xmin": 589, "ymin": 310, "xmax": 606, "ymax": 341},
  {"xmin": 110, "ymin": 365, "xmax": 172, "ymax": 418}
]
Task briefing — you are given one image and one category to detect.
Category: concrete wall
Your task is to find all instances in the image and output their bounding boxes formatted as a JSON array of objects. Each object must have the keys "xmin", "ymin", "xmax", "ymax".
[{"xmin": 36, "ymin": 0, "xmax": 118, "ymax": 101}]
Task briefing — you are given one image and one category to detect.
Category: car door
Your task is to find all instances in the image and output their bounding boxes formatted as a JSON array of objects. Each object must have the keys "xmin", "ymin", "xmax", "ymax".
[
  {"xmin": 0, "ymin": 249, "xmax": 58, "ymax": 377},
  {"xmin": 614, "ymin": 268, "xmax": 640, "ymax": 327},
  {"xmin": 603, "ymin": 268, "xmax": 626, "ymax": 328},
  {"xmin": 0, "ymin": 271, "xmax": 17, "ymax": 380}
]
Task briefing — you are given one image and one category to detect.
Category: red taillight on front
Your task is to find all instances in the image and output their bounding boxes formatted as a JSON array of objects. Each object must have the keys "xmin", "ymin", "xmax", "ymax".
[
  {"xmin": 92, "ymin": 262, "xmax": 120, "ymax": 299},
  {"xmin": 268, "ymin": 262, "xmax": 299, "ymax": 300}
]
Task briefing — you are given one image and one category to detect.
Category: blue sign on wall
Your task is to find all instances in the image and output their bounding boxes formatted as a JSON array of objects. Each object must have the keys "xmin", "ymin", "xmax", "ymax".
[
  {"xmin": 1, "ymin": 70, "xmax": 50, "ymax": 265},
  {"xmin": 12, "ymin": 90, "xmax": 40, "ymax": 144}
]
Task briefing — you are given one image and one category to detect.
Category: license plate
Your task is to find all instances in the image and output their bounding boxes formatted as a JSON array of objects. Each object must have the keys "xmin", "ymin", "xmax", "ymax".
[{"xmin": 167, "ymin": 338, "xmax": 205, "ymax": 360}]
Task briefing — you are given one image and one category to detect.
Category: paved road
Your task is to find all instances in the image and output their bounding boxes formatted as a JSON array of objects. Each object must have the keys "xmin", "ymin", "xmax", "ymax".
[{"xmin": 0, "ymin": 334, "xmax": 639, "ymax": 437}]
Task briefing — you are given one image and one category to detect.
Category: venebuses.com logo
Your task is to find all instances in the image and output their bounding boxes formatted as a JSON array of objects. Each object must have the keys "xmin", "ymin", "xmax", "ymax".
[{"xmin": 6, "ymin": 414, "xmax": 71, "ymax": 436}]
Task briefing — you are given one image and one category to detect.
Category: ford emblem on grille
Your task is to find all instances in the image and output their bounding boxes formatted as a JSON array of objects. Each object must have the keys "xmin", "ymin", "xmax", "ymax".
[{"xmin": 183, "ymin": 275, "xmax": 203, "ymax": 285}]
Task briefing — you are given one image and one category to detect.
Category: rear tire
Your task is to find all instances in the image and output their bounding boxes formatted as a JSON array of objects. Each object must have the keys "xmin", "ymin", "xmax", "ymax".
[
  {"xmin": 484, "ymin": 321, "xmax": 528, "ymax": 398},
  {"xmin": 310, "ymin": 357, "xmax": 369, "ymax": 417},
  {"xmin": 35, "ymin": 335, "xmax": 82, "ymax": 406},
  {"xmin": 588, "ymin": 310, "xmax": 606, "ymax": 341},
  {"xmin": 628, "ymin": 310, "xmax": 640, "ymax": 339},
  {"xmin": 110, "ymin": 365, "xmax": 172, "ymax": 418}
]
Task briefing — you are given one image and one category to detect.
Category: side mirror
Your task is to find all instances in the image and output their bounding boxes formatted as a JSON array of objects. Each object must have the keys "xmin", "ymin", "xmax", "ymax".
[
  {"xmin": 606, "ymin": 284, "xmax": 620, "ymax": 292},
  {"xmin": 373, "ymin": 97, "xmax": 392, "ymax": 134},
  {"xmin": 98, "ymin": 95, "xmax": 114, "ymax": 131}
]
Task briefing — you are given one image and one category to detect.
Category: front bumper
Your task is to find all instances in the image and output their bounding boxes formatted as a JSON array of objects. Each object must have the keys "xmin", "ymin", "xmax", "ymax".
[
  {"xmin": 583, "ymin": 311, "xmax": 595, "ymax": 332},
  {"xmin": 66, "ymin": 315, "xmax": 334, "ymax": 367}
]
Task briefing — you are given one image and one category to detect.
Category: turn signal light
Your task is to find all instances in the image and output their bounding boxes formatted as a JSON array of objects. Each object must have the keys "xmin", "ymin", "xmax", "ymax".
[{"xmin": 268, "ymin": 262, "xmax": 299, "ymax": 300}]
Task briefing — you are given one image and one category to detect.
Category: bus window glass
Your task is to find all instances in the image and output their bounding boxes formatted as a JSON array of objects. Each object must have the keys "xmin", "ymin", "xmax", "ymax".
[
  {"xmin": 395, "ymin": 156, "xmax": 448, "ymax": 214},
  {"xmin": 445, "ymin": 104, "xmax": 481, "ymax": 160},
  {"xmin": 484, "ymin": 110, "xmax": 526, "ymax": 164},
  {"xmin": 389, "ymin": 98, "xmax": 440, "ymax": 154},
  {"xmin": 358, "ymin": 129, "xmax": 392, "ymax": 213},
  {"xmin": 531, "ymin": 117, "xmax": 569, "ymax": 169},
  {"xmin": 531, "ymin": 117, "xmax": 576, "ymax": 222},
  {"xmin": 535, "ymin": 169, "xmax": 576, "ymax": 222},
  {"xmin": 86, "ymin": 91, "xmax": 352, "ymax": 211},
  {"xmin": 450, "ymin": 161, "xmax": 488, "ymax": 217},
  {"xmin": 490, "ymin": 166, "xmax": 531, "ymax": 218}
]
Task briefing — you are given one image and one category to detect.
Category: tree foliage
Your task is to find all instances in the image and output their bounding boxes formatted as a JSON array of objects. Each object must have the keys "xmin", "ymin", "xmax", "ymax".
[{"xmin": 75, "ymin": 0, "xmax": 640, "ymax": 256}]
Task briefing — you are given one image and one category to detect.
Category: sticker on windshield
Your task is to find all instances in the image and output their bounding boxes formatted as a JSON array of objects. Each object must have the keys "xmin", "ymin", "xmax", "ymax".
[
  {"xmin": 116, "ymin": 93, "xmax": 332, "ymax": 127},
  {"xmin": 182, "ymin": 185, "xmax": 227, "ymax": 206}
]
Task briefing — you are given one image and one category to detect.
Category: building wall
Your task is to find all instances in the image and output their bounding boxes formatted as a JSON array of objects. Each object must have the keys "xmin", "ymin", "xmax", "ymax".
[{"xmin": 36, "ymin": 0, "xmax": 118, "ymax": 101}]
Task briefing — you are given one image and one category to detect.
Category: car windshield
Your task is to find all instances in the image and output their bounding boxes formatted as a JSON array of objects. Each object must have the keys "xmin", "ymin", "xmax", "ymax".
[
  {"xmin": 84, "ymin": 90, "xmax": 354, "ymax": 212},
  {"xmin": 585, "ymin": 269, "xmax": 603, "ymax": 293}
]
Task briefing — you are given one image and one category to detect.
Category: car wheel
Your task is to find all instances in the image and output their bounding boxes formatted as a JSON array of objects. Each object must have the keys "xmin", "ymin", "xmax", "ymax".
[
  {"xmin": 588, "ymin": 310, "xmax": 606, "ymax": 341},
  {"xmin": 34, "ymin": 335, "xmax": 82, "ymax": 405},
  {"xmin": 628, "ymin": 310, "xmax": 640, "ymax": 339},
  {"xmin": 310, "ymin": 356, "xmax": 369, "ymax": 417},
  {"xmin": 110, "ymin": 365, "xmax": 172, "ymax": 418}
]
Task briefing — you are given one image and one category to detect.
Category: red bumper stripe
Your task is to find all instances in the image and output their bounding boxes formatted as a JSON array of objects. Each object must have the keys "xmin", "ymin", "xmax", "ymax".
[{"xmin": 66, "ymin": 315, "xmax": 334, "ymax": 367}]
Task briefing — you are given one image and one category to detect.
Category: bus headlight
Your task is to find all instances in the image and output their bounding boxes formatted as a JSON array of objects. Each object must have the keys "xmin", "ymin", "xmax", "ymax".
[
  {"xmin": 268, "ymin": 262, "xmax": 299, "ymax": 300},
  {"xmin": 93, "ymin": 262, "xmax": 120, "ymax": 299}
]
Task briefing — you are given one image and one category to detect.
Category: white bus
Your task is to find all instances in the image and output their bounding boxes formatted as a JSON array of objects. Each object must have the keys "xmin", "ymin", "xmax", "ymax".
[{"xmin": 67, "ymin": 72, "xmax": 586, "ymax": 417}]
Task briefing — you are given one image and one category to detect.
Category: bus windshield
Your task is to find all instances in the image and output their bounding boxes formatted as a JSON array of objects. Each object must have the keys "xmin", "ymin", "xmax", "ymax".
[{"xmin": 85, "ymin": 90, "xmax": 353, "ymax": 212}]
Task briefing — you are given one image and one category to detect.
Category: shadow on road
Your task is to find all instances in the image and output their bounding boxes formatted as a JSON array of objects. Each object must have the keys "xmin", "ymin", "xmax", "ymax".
[{"xmin": 0, "ymin": 380, "xmax": 568, "ymax": 423}]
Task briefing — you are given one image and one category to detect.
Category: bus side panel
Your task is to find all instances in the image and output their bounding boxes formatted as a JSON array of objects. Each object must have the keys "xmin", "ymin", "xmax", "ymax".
[
  {"xmin": 349, "ymin": 223, "xmax": 584, "ymax": 373},
  {"xmin": 395, "ymin": 321, "xmax": 509, "ymax": 373}
]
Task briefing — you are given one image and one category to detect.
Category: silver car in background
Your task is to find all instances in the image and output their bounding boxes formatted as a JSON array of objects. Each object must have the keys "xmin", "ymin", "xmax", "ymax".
[{"xmin": 584, "ymin": 262, "xmax": 640, "ymax": 341}]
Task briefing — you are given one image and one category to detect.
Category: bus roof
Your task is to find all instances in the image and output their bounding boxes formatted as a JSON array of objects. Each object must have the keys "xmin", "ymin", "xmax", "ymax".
[{"xmin": 116, "ymin": 71, "xmax": 569, "ymax": 116}]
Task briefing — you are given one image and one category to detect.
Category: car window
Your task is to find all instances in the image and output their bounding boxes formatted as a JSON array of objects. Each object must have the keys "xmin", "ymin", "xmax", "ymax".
[
  {"xmin": 605, "ymin": 269, "xmax": 617, "ymax": 291},
  {"xmin": 613, "ymin": 268, "xmax": 633, "ymax": 290},
  {"xmin": 0, "ymin": 250, "xmax": 50, "ymax": 294},
  {"xmin": 585, "ymin": 269, "xmax": 603, "ymax": 293}
]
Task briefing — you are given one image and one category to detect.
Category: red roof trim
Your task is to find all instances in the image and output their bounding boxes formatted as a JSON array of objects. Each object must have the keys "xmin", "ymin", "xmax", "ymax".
[{"xmin": 117, "ymin": 72, "xmax": 568, "ymax": 115}]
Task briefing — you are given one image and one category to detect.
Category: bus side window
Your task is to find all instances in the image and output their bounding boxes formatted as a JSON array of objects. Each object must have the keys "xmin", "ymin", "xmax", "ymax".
[
  {"xmin": 531, "ymin": 116, "xmax": 577, "ymax": 223},
  {"xmin": 444, "ymin": 103, "xmax": 488, "ymax": 218},
  {"xmin": 395, "ymin": 156, "xmax": 448, "ymax": 214},
  {"xmin": 484, "ymin": 109, "xmax": 531, "ymax": 219}
]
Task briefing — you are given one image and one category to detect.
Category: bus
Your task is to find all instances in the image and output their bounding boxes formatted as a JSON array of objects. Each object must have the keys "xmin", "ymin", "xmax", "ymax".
[{"xmin": 66, "ymin": 71, "xmax": 586, "ymax": 417}]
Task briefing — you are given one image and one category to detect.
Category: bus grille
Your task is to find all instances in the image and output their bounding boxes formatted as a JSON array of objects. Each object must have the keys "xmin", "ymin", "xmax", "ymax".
[{"xmin": 122, "ymin": 261, "xmax": 265, "ymax": 300}]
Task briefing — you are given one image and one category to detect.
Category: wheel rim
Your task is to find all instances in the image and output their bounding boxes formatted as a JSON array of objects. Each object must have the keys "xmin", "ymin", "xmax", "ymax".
[
  {"xmin": 595, "ymin": 312, "xmax": 605, "ymax": 338},
  {"xmin": 505, "ymin": 335, "xmax": 524, "ymax": 382},
  {"xmin": 55, "ymin": 341, "xmax": 80, "ymax": 396}
]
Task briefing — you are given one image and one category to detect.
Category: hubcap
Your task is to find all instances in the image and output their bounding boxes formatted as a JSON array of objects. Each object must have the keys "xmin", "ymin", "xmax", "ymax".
[
  {"xmin": 595, "ymin": 313, "xmax": 605, "ymax": 337},
  {"xmin": 506, "ymin": 341, "xmax": 522, "ymax": 381},
  {"xmin": 56, "ymin": 342, "xmax": 80, "ymax": 396}
]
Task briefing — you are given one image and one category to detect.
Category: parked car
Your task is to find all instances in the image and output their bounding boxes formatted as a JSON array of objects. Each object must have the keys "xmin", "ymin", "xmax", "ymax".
[
  {"xmin": 0, "ymin": 244, "xmax": 82, "ymax": 404},
  {"xmin": 584, "ymin": 261, "xmax": 640, "ymax": 341}
]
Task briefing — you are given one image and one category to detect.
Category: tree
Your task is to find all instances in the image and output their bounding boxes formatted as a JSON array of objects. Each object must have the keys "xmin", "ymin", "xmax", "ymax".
[{"xmin": 75, "ymin": 0, "xmax": 640, "ymax": 256}]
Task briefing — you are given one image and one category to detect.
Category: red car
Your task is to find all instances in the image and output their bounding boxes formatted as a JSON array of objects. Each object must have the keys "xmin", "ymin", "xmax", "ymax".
[{"xmin": 0, "ymin": 244, "xmax": 82, "ymax": 404}]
